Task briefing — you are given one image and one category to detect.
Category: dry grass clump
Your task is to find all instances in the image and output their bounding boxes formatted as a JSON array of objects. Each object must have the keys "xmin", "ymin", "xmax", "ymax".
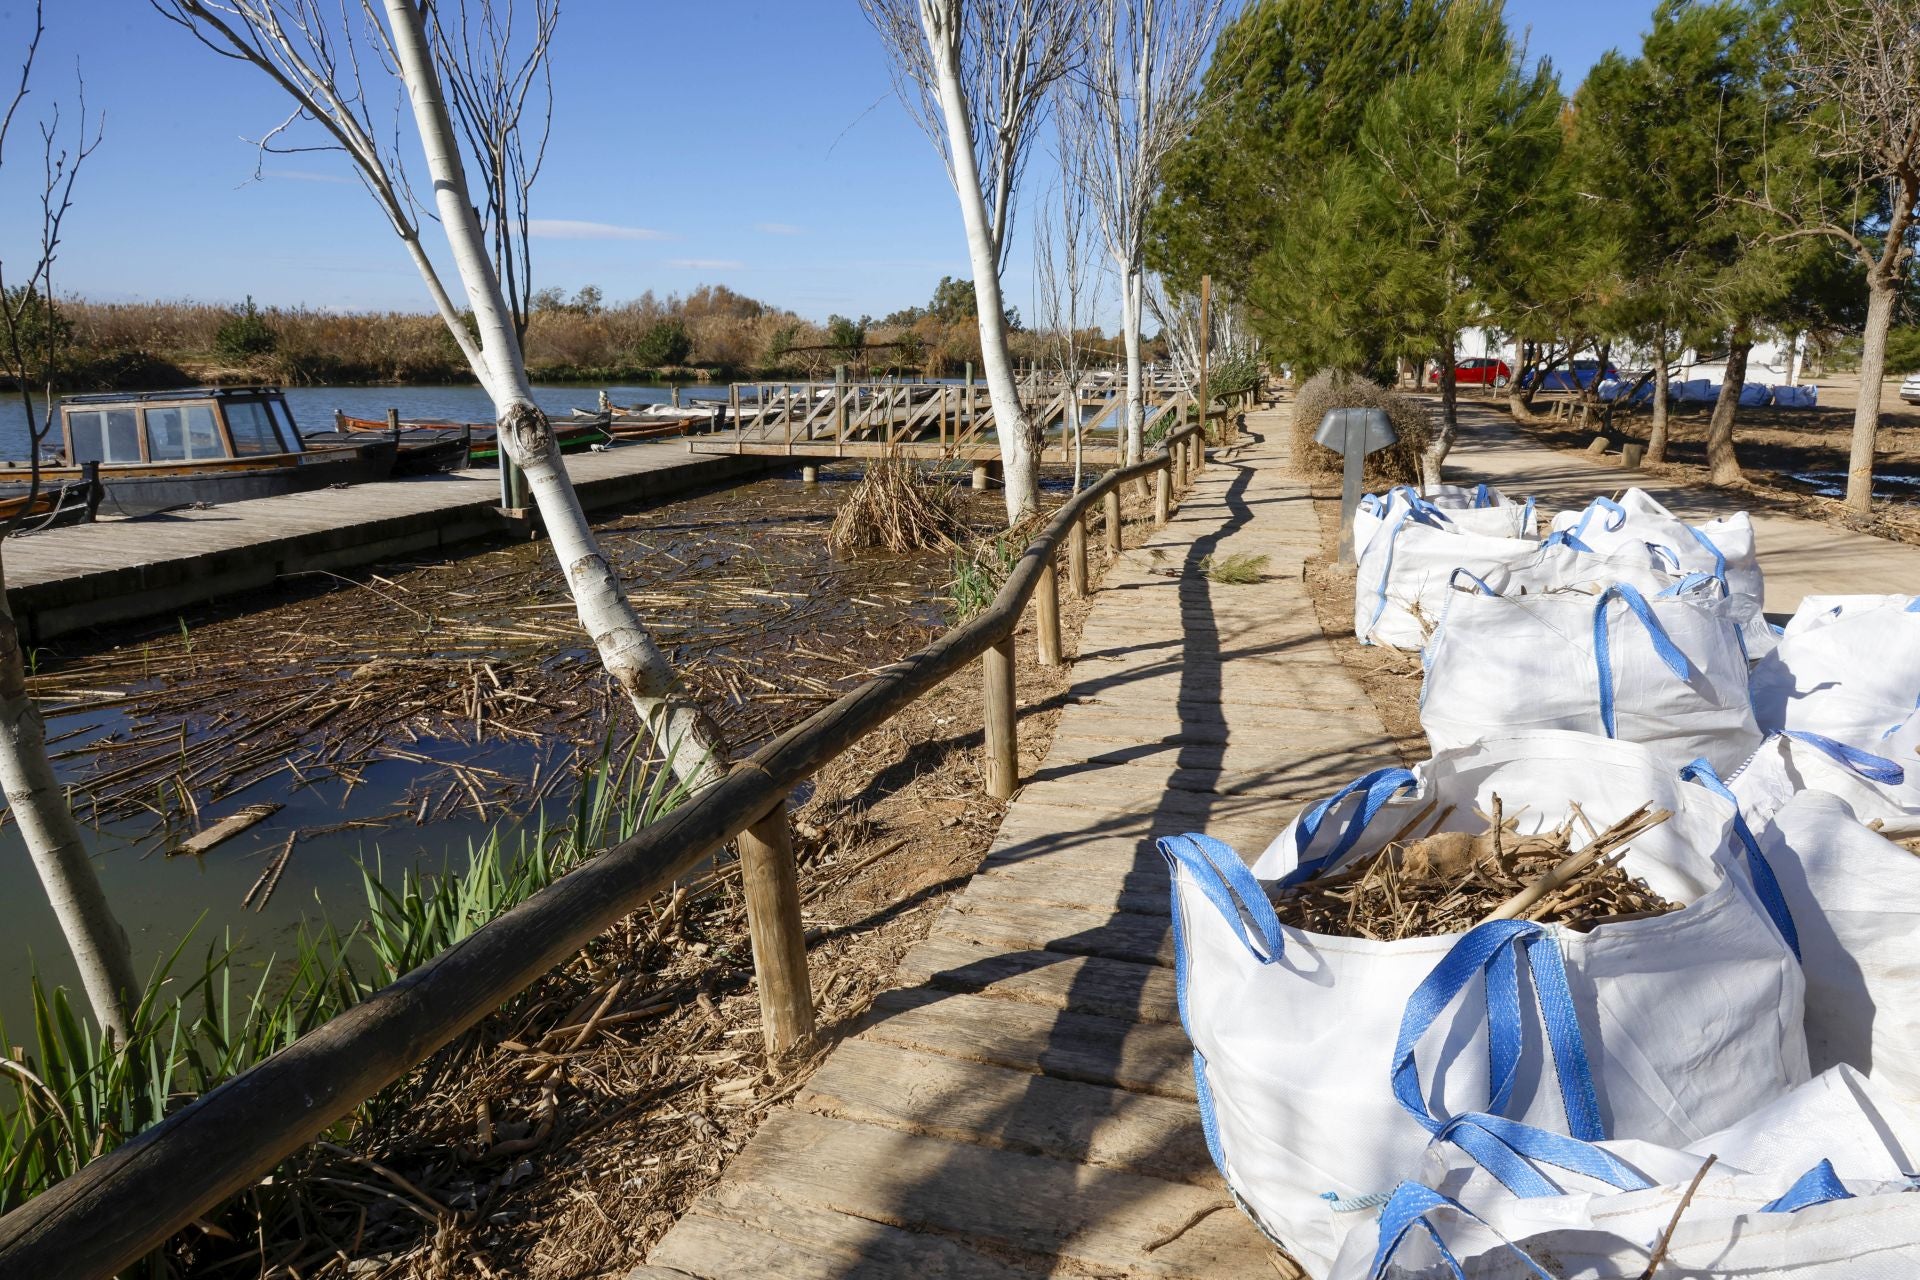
[
  {"xmin": 1200, "ymin": 552, "xmax": 1270, "ymax": 584},
  {"xmin": 827, "ymin": 456, "xmax": 968, "ymax": 555},
  {"xmin": 1272, "ymin": 799, "xmax": 1679, "ymax": 940},
  {"xmin": 1291, "ymin": 369, "xmax": 1434, "ymax": 487}
]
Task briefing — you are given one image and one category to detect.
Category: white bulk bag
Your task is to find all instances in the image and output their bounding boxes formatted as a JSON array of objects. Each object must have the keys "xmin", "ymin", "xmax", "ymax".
[
  {"xmin": 1419, "ymin": 483, "xmax": 1540, "ymax": 540},
  {"xmin": 1167, "ymin": 733, "xmax": 1807, "ymax": 1277},
  {"xmin": 1730, "ymin": 720, "xmax": 1920, "ymax": 838},
  {"xmin": 1420, "ymin": 575, "xmax": 1760, "ymax": 773},
  {"xmin": 1750, "ymin": 594, "xmax": 1920, "ymax": 742},
  {"xmin": 1331, "ymin": 1066, "xmax": 1920, "ymax": 1280},
  {"xmin": 1354, "ymin": 513, "xmax": 1545, "ymax": 649},
  {"xmin": 1753, "ymin": 790, "xmax": 1920, "ymax": 1100},
  {"xmin": 1550, "ymin": 489, "xmax": 1771, "ymax": 655}
]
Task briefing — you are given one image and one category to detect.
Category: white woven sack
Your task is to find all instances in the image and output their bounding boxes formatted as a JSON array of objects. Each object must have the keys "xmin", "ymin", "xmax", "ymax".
[
  {"xmin": 1165, "ymin": 732, "xmax": 1807, "ymax": 1277},
  {"xmin": 1731, "ymin": 719, "xmax": 1920, "ymax": 838},
  {"xmin": 1419, "ymin": 484, "xmax": 1540, "ymax": 540},
  {"xmin": 1330, "ymin": 1066, "xmax": 1920, "ymax": 1280},
  {"xmin": 1420, "ymin": 574, "xmax": 1761, "ymax": 773},
  {"xmin": 1750, "ymin": 594, "xmax": 1920, "ymax": 743},
  {"xmin": 1354, "ymin": 514, "xmax": 1544, "ymax": 649},
  {"xmin": 1548, "ymin": 489, "xmax": 1772, "ymax": 656},
  {"xmin": 1750, "ymin": 790, "xmax": 1920, "ymax": 1099}
]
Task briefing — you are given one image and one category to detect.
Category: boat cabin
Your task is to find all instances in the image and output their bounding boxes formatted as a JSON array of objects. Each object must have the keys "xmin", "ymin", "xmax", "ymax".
[{"xmin": 59, "ymin": 387, "xmax": 305, "ymax": 468}]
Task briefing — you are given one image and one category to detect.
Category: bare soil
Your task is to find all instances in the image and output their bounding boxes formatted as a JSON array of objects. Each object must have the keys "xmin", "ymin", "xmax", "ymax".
[
  {"xmin": 1299, "ymin": 483, "xmax": 1426, "ymax": 765},
  {"xmin": 188, "ymin": 485, "xmax": 1168, "ymax": 1280}
]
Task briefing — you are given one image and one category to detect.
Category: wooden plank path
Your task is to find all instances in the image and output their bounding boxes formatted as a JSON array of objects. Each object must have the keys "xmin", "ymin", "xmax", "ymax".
[
  {"xmin": 3, "ymin": 441, "xmax": 771, "ymax": 641},
  {"xmin": 634, "ymin": 406, "xmax": 1399, "ymax": 1278}
]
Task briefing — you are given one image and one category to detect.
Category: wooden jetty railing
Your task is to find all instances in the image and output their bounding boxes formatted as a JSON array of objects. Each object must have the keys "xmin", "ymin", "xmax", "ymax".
[
  {"xmin": 703, "ymin": 376, "xmax": 1193, "ymax": 462},
  {"xmin": 0, "ymin": 403, "xmax": 1244, "ymax": 1277}
]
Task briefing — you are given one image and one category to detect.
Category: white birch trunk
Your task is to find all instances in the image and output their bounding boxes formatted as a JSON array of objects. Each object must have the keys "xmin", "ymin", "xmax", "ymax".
[
  {"xmin": 382, "ymin": 0, "xmax": 728, "ymax": 785},
  {"xmin": 922, "ymin": 3, "xmax": 1040, "ymax": 523},
  {"xmin": 1121, "ymin": 267, "xmax": 1145, "ymax": 463},
  {"xmin": 0, "ymin": 554, "xmax": 136, "ymax": 1043}
]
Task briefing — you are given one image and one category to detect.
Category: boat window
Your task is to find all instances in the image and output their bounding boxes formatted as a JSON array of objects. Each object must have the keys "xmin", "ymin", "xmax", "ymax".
[
  {"xmin": 225, "ymin": 400, "xmax": 285, "ymax": 456},
  {"xmin": 264, "ymin": 398, "xmax": 304, "ymax": 453},
  {"xmin": 146, "ymin": 405, "xmax": 228, "ymax": 461},
  {"xmin": 68, "ymin": 409, "xmax": 142, "ymax": 464}
]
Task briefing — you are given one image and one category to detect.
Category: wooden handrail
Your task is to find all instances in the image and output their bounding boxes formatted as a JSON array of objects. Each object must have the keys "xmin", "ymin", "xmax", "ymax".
[{"xmin": 0, "ymin": 419, "xmax": 1217, "ymax": 1278}]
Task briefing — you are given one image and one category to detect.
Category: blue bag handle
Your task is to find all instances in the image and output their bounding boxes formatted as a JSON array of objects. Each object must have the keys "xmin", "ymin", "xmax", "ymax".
[
  {"xmin": 1569, "ymin": 496, "xmax": 1627, "ymax": 541},
  {"xmin": 1388, "ymin": 485, "xmax": 1452, "ymax": 525},
  {"xmin": 1447, "ymin": 567, "xmax": 1501, "ymax": 596},
  {"xmin": 1646, "ymin": 541, "xmax": 1682, "ymax": 573},
  {"xmin": 1683, "ymin": 524, "xmax": 1729, "ymax": 580},
  {"xmin": 1159, "ymin": 832, "xmax": 1285, "ymax": 963},
  {"xmin": 1278, "ymin": 767, "xmax": 1419, "ymax": 887},
  {"xmin": 1473, "ymin": 483, "xmax": 1493, "ymax": 508},
  {"xmin": 1907, "ymin": 597, "xmax": 1920, "ymax": 612},
  {"xmin": 1762, "ymin": 1160, "xmax": 1853, "ymax": 1213},
  {"xmin": 1785, "ymin": 731, "xmax": 1906, "ymax": 784},
  {"xmin": 1593, "ymin": 583, "xmax": 1692, "ymax": 738},
  {"xmin": 1368, "ymin": 1182, "xmax": 1558, "ymax": 1280},
  {"xmin": 1392, "ymin": 920, "xmax": 1607, "ymax": 1147},
  {"xmin": 1521, "ymin": 495, "xmax": 1536, "ymax": 530},
  {"xmin": 1680, "ymin": 759, "xmax": 1801, "ymax": 960},
  {"xmin": 1655, "ymin": 570, "xmax": 1726, "ymax": 600},
  {"xmin": 1541, "ymin": 528, "xmax": 1593, "ymax": 554}
]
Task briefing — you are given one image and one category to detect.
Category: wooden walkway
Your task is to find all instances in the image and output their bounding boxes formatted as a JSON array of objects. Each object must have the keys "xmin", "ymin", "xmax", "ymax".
[
  {"xmin": 635, "ymin": 406, "xmax": 1398, "ymax": 1277},
  {"xmin": 4, "ymin": 441, "xmax": 770, "ymax": 641}
]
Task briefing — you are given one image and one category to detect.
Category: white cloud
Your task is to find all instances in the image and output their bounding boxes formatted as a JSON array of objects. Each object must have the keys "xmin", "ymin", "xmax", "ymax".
[
  {"xmin": 667, "ymin": 258, "xmax": 745, "ymax": 270},
  {"xmin": 527, "ymin": 218, "xmax": 669, "ymax": 241},
  {"xmin": 754, "ymin": 222, "xmax": 804, "ymax": 236}
]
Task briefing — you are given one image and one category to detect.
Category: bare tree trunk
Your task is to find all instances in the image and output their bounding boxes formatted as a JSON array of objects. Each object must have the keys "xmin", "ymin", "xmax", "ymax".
[
  {"xmin": 382, "ymin": 0, "xmax": 729, "ymax": 784},
  {"xmin": 1507, "ymin": 341, "xmax": 1535, "ymax": 419},
  {"xmin": 0, "ymin": 554, "xmax": 136, "ymax": 1042},
  {"xmin": 1425, "ymin": 340, "xmax": 1458, "ymax": 488},
  {"xmin": 920, "ymin": 23, "xmax": 1038, "ymax": 522},
  {"xmin": 1648, "ymin": 331, "xmax": 1672, "ymax": 463},
  {"xmin": 1706, "ymin": 335, "xmax": 1752, "ymax": 486},
  {"xmin": 1847, "ymin": 278, "xmax": 1896, "ymax": 515},
  {"xmin": 1121, "ymin": 266, "xmax": 1145, "ymax": 463}
]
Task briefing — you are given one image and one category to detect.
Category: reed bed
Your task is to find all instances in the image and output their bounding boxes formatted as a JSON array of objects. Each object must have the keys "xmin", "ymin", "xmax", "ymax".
[
  {"xmin": 1272, "ymin": 800, "xmax": 1679, "ymax": 940},
  {"xmin": 825, "ymin": 457, "xmax": 968, "ymax": 555}
]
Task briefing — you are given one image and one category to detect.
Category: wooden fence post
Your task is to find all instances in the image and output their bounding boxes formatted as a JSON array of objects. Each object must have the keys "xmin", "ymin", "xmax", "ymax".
[
  {"xmin": 1036, "ymin": 559, "xmax": 1062, "ymax": 666},
  {"xmin": 1154, "ymin": 464, "xmax": 1171, "ymax": 525},
  {"xmin": 1104, "ymin": 489, "xmax": 1123, "ymax": 553},
  {"xmin": 735, "ymin": 804, "xmax": 815, "ymax": 1055},
  {"xmin": 983, "ymin": 636, "xmax": 1018, "ymax": 800},
  {"xmin": 1069, "ymin": 518, "xmax": 1089, "ymax": 598}
]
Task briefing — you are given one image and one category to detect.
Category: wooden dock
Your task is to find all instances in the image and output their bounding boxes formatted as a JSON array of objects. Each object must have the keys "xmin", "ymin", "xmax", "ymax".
[
  {"xmin": 3, "ymin": 441, "xmax": 773, "ymax": 642},
  {"xmin": 634, "ymin": 406, "xmax": 1397, "ymax": 1278}
]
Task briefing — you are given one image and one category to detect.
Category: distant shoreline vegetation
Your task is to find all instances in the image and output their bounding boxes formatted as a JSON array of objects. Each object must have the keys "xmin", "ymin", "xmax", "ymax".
[{"xmin": 5, "ymin": 278, "xmax": 1129, "ymax": 392}]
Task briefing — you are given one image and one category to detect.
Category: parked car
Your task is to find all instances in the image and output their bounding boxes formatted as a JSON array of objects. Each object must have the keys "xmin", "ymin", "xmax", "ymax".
[
  {"xmin": 1428, "ymin": 357, "xmax": 1511, "ymax": 388},
  {"xmin": 1529, "ymin": 358, "xmax": 1620, "ymax": 392},
  {"xmin": 1901, "ymin": 371, "xmax": 1920, "ymax": 405}
]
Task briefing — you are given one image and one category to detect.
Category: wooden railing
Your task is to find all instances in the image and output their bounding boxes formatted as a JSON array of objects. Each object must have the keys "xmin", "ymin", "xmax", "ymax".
[{"xmin": 0, "ymin": 412, "xmax": 1234, "ymax": 1278}]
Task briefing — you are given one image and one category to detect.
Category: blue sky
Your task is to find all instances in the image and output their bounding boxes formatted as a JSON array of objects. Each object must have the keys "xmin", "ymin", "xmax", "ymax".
[{"xmin": 2, "ymin": 0, "xmax": 1654, "ymax": 326}]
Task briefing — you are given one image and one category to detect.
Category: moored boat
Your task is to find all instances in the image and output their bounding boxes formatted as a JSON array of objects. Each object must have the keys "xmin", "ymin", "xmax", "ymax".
[
  {"xmin": 0, "ymin": 387, "xmax": 395, "ymax": 518},
  {"xmin": 330, "ymin": 411, "xmax": 612, "ymax": 464}
]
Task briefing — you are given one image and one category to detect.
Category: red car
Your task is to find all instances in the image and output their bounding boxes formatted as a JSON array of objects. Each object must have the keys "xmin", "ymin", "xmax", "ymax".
[{"xmin": 1427, "ymin": 357, "xmax": 1511, "ymax": 388}]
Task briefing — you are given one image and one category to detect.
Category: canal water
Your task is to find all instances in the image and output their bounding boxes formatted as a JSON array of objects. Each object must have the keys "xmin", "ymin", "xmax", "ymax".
[{"xmin": 0, "ymin": 443, "xmax": 974, "ymax": 1041}]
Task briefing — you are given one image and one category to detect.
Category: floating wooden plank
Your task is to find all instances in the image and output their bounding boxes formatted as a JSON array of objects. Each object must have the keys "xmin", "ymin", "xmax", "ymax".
[{"xmin": 171, "ymin": 803, "xmax": 281, "ymax": 857}]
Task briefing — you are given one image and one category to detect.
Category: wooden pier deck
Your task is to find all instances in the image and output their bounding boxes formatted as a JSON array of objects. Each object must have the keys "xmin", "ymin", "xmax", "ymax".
[
  {"xmin": 635, "ymin": 406, "xmax": 1395, "ymax": 1278},
  {"xmin": 3, "ymin": 441, "xmax": 773, "ymax": 642}
]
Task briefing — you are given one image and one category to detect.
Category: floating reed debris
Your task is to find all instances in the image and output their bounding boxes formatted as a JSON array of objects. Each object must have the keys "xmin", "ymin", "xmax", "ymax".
[
  {"xmin": 1272, "ymin": 800, "xmax": 1679, "ymax": 940},
  {"xmin": 827, "ymin": 456, "xmax": 967, "ymax": 555}
]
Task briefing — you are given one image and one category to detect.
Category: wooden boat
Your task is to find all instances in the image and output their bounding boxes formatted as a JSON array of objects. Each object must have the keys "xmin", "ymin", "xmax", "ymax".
[
  {"xmin": 0, "ymin": 476, "xmax": 102, "ymax": 529},
  {"xmin": 331, "ymin": 411, "xmax": 611, "ymax": 464},
  {"xmin": 308, "ymin": 419, "xmax": 474, "ymax": 475},
  {"xmin": 567, "ymin": 405, "xmax": 704, "ymax": 439},
  {"xmin": 0, "ymin": 387, "xmax": 395, "ymax": 518}
]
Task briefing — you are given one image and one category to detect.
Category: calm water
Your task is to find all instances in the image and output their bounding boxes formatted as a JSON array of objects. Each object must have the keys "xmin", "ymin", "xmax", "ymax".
[{"xmin": 0, "ymin": 380, "xmax": 720, "ymax": 459}]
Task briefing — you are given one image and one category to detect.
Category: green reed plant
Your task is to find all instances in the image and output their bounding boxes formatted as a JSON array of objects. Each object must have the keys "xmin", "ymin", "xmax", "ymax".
[{"xmin": 0, "ymin": 737, "xmax": 689, "ymax": 1253}]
